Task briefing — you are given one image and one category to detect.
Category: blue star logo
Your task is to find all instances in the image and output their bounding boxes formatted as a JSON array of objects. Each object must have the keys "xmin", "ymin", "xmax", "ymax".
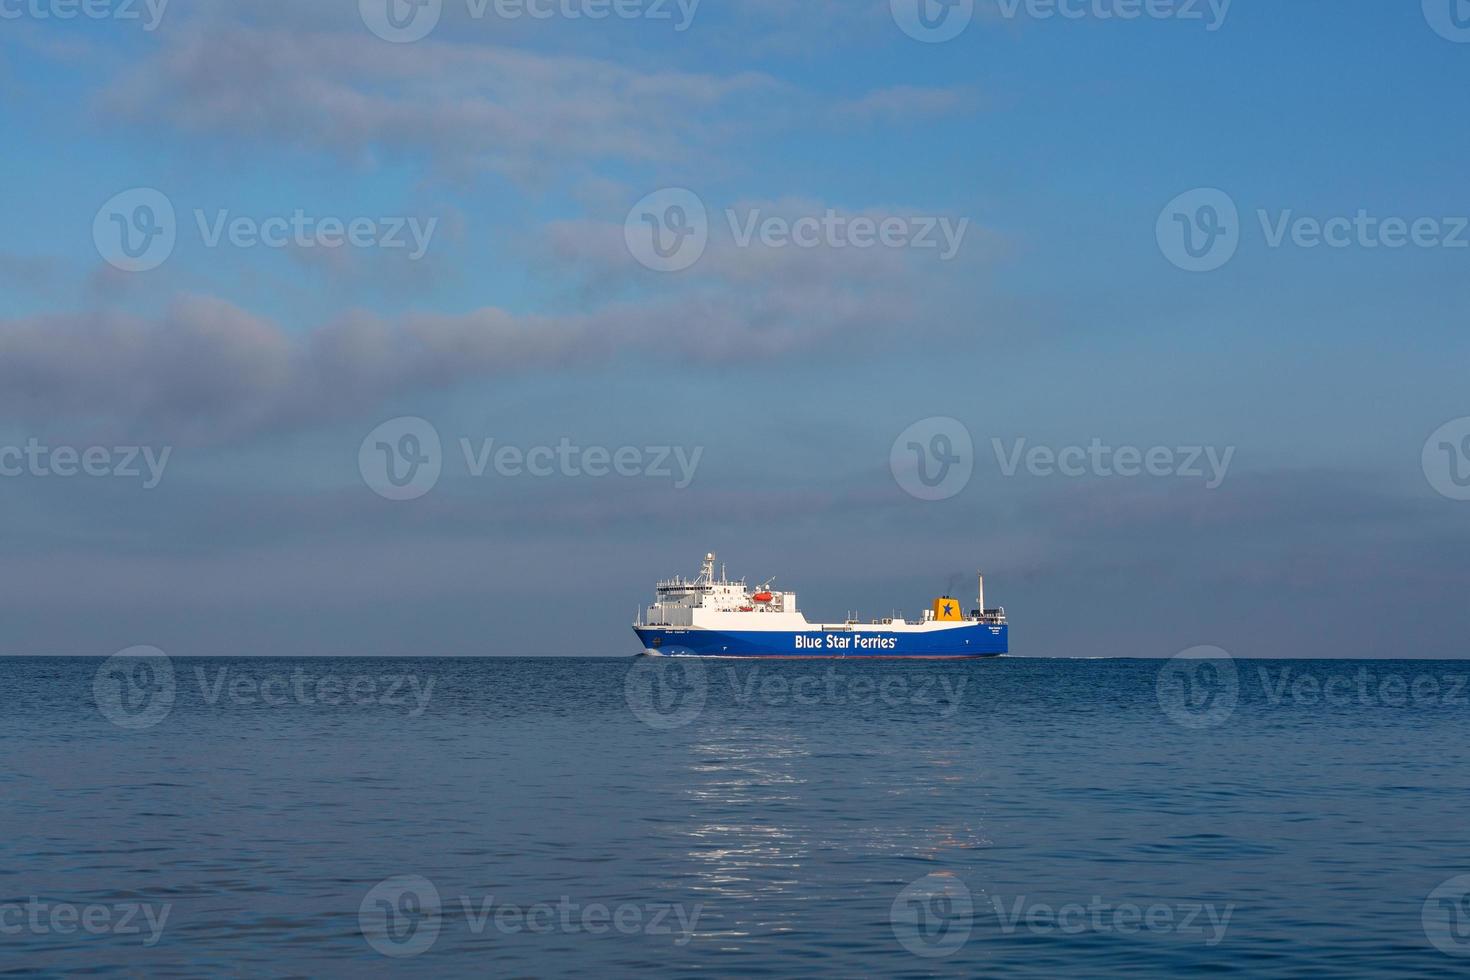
[{"xmin": 943, "ymin": 603, "xmax": 954, "ymax": 616}]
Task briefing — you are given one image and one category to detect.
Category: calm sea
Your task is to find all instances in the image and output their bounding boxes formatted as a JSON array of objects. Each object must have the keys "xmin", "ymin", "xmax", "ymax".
[{"xmin": 3, "ymin": 655, "xmax": 1470, "ymax": 977}]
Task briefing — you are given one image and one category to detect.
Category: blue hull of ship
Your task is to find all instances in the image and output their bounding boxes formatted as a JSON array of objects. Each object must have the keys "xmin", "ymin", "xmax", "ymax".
[{"xmin": 633, "ymin": 624, "xmax": 1007, "ymax": 658}]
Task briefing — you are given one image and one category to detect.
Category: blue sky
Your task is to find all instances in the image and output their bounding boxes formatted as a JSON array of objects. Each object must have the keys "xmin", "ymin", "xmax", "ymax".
[{"xmin": 1, "ymin": 0, "xmax": 1467, "ymax": 656}]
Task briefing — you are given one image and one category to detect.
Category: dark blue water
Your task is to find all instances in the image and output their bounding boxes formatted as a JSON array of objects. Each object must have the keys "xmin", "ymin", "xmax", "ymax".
[{"xmin": 4, "ymin": 655, "xmax": 1470, "ymax": 976}]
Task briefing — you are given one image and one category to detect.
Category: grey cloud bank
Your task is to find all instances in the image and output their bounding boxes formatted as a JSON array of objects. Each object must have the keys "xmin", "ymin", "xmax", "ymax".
[{"xmin": 0, "ymin": 287, "xmax": 902, "ymax": 442}]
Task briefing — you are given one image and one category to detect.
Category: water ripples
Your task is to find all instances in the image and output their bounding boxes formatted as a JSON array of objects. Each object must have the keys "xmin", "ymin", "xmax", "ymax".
[{"xmin": 2, "ymin": 657, "xmax": 1468, "ymax": 975}]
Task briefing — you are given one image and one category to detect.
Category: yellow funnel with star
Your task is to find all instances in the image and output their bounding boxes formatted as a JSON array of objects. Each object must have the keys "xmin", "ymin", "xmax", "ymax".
[{"xmin": 932, "ymin": 597, "xmax": 964, "ymax": 621}]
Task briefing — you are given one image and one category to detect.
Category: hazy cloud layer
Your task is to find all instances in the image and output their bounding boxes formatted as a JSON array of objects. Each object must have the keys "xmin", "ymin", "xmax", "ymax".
[
  {"xmin": 96, "ymin": 23, "xmax": 972, "ymax": 184},
  {"xmin": 101, "ymin": 26, "xmax": 772, "ymax": 181}
]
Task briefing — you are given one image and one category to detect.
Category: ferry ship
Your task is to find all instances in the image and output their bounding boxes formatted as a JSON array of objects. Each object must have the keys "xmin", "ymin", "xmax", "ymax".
[{"xmin": 633, "ymin": 552, "xmax": 1007, "ymax": 658}]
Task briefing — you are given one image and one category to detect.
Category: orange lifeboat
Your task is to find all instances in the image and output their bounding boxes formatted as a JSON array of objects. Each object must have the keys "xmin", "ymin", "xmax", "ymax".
[{"xmin": 752, "ymin": 592, "xmax": 774, "ymax": 603}]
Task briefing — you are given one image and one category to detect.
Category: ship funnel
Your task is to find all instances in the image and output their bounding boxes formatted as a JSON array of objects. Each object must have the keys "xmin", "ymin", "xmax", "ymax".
[{"xmin": 977, "ymin": 572, "xmax": 985, "ymax": 614}]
